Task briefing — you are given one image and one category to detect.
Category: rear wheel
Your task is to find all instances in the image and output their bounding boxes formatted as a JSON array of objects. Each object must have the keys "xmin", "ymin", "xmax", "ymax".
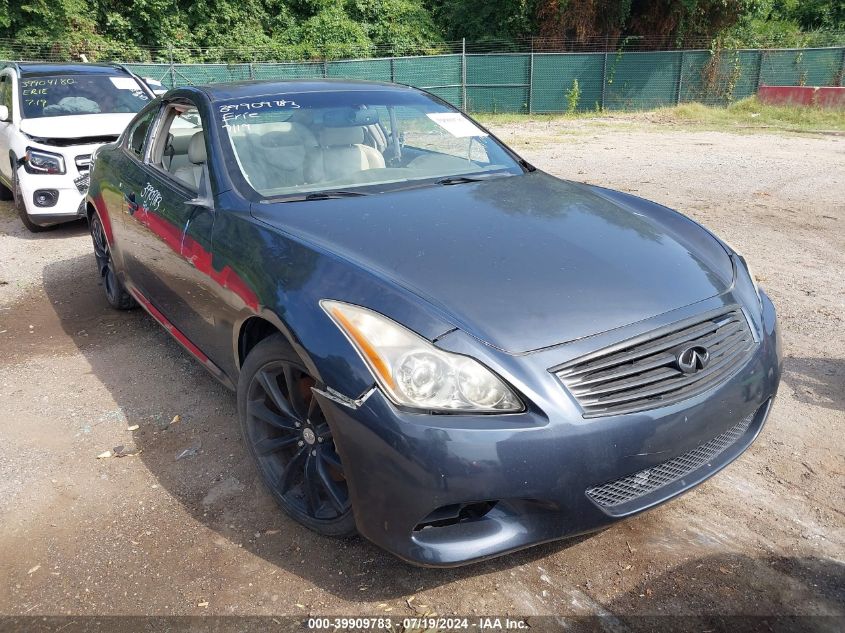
[
  {"xmin": 237, "ymin": 334, "xmax": 356, "ymax": 536},
  {"xmin": 90, "ymin": 212, "xmax": 135, "ymax": 310},
  {"xmin": 12, "ymin": 168, "xmax": 48, "ymax": 233}
]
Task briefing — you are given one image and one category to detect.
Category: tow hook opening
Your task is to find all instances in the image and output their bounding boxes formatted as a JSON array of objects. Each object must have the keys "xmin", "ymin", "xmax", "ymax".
[{"xmin": 413, "ymin": 501, "xmax": 498, "ymax": 531}]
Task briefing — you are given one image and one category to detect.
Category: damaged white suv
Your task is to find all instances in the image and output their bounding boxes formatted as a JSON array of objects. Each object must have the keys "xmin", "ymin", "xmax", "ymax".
[{"xmin": 0, "ymin": 63, "xmax": 155, "ymax": 231}]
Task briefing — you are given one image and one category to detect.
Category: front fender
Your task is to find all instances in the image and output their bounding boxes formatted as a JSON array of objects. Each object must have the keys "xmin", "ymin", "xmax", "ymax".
[{"xmin": 216, "ymin": 206, "xmax": 456, "ymax": 398}]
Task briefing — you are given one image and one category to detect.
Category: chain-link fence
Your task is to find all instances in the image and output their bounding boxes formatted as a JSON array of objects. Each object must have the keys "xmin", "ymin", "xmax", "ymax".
[{"xmin": 5, "ymin": 41, "xmax": 845, "ymax": 113}]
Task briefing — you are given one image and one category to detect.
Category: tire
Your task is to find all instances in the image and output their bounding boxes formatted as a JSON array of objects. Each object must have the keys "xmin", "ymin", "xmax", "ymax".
[
  {"xmin": 12, "ymin": 168, "xmax": 48, "ymax": 233},
  {"xmin": 237, "ymin": 334, "xmax": 356, "ymax": 537},
  {"xmin": 89, "ymin": 212, "xmax": 135, "ymax": 310}
]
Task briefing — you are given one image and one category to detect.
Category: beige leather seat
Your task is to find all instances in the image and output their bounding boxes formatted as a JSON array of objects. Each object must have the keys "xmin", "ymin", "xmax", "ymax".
[
  {"xmin": 164, "ymin": 129, "xmax": 196, "ymax": 174},
  {"xmin": 312, "ymin": 126, "xmax": 385, "ymax": 182},
  {"xmin": 252, "ymin": 122, "xmax": 320, "ymax": 190},
  {"xmin": 173, "ymin": 132, "xmax": 206, "ymax": 190}
]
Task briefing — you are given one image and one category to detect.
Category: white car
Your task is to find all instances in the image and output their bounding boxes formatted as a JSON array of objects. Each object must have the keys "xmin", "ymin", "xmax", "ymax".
[
  {"xmin": 142, "ymin": 77, "xmax": 169, "ymax": 96},
  {"xmin": 0, "ymin": 63, "xmax": 155, "ymax": 231}
]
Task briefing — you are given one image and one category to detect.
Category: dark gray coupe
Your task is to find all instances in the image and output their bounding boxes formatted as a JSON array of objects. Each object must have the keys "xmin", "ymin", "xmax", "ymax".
[{"xmin": 86, "ymin": 79, "xmax": 782, "ymax": 566}]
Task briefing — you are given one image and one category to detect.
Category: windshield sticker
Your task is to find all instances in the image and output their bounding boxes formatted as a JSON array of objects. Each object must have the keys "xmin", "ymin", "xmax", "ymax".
[
  {"xmin": 109, "ymin": 77, "xmax": 140, "ymax": 90},
  {"xmin": 426, "ymin": 112, "xmax": 488, "ymax": 138}
]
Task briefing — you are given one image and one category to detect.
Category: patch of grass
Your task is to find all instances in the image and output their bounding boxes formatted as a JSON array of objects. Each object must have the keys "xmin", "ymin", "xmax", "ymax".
[
  {"xmin": 475, "ymin": 112, "xmax": 590, "ymax": 125},
  {"xmin": 653, "ymin": 97, "xmax": 845, "ymax": 132},
  {"xmin": 474, "ymin": 97, "xmax": 845, "ymax": 134}
]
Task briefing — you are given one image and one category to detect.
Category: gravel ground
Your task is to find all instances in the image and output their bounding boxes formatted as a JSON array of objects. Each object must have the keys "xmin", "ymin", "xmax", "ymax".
[{"xmin": 0, "ymin": 120, "xmax": 843, "ymax": 626}]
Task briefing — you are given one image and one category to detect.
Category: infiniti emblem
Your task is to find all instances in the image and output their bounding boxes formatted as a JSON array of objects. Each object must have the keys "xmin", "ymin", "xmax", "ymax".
[{"xmin": 676, "ymin": 345, "xmax": 710, "ymax": 374}]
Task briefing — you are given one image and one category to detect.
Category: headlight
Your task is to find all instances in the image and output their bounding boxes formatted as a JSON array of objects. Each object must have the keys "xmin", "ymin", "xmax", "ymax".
[
  {"xmin": 321, "ymin": 300, "xmax": 522, "ymax": 413},
  {"xmin": 24, "ymin": 148, "xmax": 66, "ymax": 175}
]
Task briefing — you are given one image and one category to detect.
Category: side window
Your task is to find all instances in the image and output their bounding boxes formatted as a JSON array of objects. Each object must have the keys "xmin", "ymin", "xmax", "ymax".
[
  {"xmin": 127, "ymin": 108, "xmax": 158, "ymax": 158},
  {"xmin": 0, "ymin": 75, "xmax": 10, "ymax": 118},
  {"xmin": 149, "ymin": 103, "xmax": 205, "ymax": 191}
]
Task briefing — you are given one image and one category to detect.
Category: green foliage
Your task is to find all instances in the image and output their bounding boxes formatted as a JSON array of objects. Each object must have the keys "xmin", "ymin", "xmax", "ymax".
[
  {"xmin": 722, "ymin": 0, "xmax": 845, "ymax": 48},
  {"xmin": 0, "ymin": 0, "xmax": 841, "ymax": 62},
  {"xmin": 349, "ymin": 0, "xmax": 443, "ymax": 54},
  {"xmin": 0, "ymin": 0, "xmax": 445, "ymax": 61},
  {"xmin": 428, "ymin": 0, "xmax": 536, "ymax": 42},
  {"xmin": 658, "ymin": 96, "xmax": 845, "ymax": 132},
  {"xmin": 565, "ymin": 78, "xmax": 580, "ymax": 113},
  {"xmin": 294, "ymin": 5, "xmax": 373, "ymax": 59}
]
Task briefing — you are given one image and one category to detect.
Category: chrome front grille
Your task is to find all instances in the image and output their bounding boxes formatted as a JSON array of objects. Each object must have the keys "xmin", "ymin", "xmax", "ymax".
[
  {"xmin": 75, "ymin": 154, "xmax": 92, "ymax": 173},
  {"xmin": 553, "ymin": 307, "xmax": 756, "ymax": 417},
  {"xmin": 585, "ymin": 410, "xmax": 755, "ymax": 508}
]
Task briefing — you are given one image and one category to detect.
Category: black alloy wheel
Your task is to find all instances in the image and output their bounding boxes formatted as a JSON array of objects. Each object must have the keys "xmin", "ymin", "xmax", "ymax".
[
  {"xmin": 238, "ymin": 335, "xmax": 355, "ymax": 536},
  {"xmin": 90, "ymin": 213, "xmax": 135, "ymax": 310}
]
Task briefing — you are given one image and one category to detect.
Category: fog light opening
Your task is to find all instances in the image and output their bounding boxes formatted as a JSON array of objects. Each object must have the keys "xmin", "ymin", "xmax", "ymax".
[
  {"xmin": 33, "ymin": 189, "xmax": 59, "ymax": 208},
  {"xmin": 413, "ymin": 501, "xmax": 498, "ymax": 532}
]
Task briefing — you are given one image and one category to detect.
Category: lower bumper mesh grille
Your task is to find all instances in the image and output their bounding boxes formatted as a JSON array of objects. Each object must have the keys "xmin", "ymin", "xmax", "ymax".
[
  {"xmin": 74, "ymin": 174, "xmax": 90, "ymax": 193},
  {"xmin": 585, "ymin": 410, "xmax": 755, "ymax": 509}
]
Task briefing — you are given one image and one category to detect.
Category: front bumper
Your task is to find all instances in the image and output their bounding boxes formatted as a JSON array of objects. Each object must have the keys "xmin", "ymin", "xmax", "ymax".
[
  {"xmin": 17, "ymin": 169, "xmax": 87, "ymax": 225},
  {"xmin": 316, "ymin": 293, "xmax": 782, "ymax": 567}
]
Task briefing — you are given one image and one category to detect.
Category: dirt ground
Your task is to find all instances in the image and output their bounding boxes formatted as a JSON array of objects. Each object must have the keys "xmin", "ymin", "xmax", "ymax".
[{"xmin": 0, "ymin": 120, "xmax": 843, "ymax": 626}]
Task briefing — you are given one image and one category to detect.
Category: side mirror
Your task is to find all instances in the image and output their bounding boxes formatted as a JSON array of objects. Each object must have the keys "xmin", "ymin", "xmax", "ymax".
[{"xmin": 0, "ymin": 105, "xmax": 9, "ymax": 122}]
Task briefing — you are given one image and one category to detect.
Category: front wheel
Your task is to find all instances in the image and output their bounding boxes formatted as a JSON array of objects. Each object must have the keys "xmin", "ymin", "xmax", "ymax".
[
  {"xmin": 89, "ymin": 212, "xmax": 135, "ymax": 310},
  {"xmin": 12, "ymin": 168, "xmax": 48, "ymax": 233},
  {"xmin": 237, "ymin": 334, "xmax": 356, "ymax": 537}
]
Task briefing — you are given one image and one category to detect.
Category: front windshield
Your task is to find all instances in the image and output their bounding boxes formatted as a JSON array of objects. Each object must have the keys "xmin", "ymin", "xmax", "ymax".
[
  {"xmin": 216, "ymin": 89, "xmax": 524, "ymax": 199},
  {"xmin": 21, "ymin": 74, "xmax": 150, "ymax": 119}
]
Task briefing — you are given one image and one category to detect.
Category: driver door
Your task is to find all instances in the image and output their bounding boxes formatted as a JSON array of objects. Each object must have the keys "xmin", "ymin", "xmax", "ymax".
[{"xmin": 121, "ymin": 100, "xmax": 220, "ymax": 367}]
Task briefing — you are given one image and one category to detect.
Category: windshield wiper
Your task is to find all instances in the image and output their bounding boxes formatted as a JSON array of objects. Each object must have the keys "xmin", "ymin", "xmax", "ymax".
[
  {"xmin": 299, "ymin": 191, "xmax": 368, "ymax": 201},
  {"xmin": 435, "ymin": 176, "xmax": 483, "ymax": 186}
]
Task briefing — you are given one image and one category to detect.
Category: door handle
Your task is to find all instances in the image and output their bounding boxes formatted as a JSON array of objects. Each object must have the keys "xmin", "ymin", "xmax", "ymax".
[{"xmin": 124, "ymin": 191, "xmax": 139, "ymax": 215}]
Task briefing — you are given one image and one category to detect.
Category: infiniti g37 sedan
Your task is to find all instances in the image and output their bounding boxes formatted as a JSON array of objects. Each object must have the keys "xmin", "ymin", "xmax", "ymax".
[{"xmin": 85, "ymin": 79, "xmax": 782, "ymax": 567}]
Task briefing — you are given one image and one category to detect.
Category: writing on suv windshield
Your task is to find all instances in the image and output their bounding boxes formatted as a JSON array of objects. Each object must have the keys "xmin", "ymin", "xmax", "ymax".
[
  {"xmin": 217, "ymin": 90, "xmax": 524, "ymax": 199},
  {"xmin": 21, "ymin": 75, "xmax": 150, "ymax": 119}
]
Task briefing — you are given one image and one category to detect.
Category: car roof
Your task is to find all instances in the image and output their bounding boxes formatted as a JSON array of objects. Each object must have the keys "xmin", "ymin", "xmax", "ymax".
[
  {"xmin": 10, "ymin": 62, "xmax": 133, "ymax": 77},
  {"xmin": 195, "ymin": 79, "xmax": 418, "ymax": 102}
]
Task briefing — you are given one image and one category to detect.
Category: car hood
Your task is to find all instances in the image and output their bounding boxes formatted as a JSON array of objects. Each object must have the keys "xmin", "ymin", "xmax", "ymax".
[
  {"xmin": 253, "ymin": 171, "xmax": 734, "ymax": 353},
  {"xmin": 20, "ymin": 113, "xmax": 135, "ymax": 140}
]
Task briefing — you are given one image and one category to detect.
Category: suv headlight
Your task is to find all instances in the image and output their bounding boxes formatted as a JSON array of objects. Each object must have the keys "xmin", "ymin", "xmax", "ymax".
[
  {"xmin": 321, "ymin": 300, "xmax": 523, "ymax": 413},
  {"xmin": 24, "ymin": 148, "xmax": 66, "ymax": 175}
]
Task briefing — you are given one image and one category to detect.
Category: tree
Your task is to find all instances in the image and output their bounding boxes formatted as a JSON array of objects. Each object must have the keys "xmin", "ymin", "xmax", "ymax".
[
  {"xmin": 428, "ymin": 0, "xmax": 536, "ymax": 43},
  {"xmin": 0, "ymin": 0, "xmax": 444, "ymax": 61}
]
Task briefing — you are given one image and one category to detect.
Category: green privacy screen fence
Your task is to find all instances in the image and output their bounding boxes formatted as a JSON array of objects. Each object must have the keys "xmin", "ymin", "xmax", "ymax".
[{"xmin": 126, "ymin": 47, "xmax": 845, "ymax": 114}]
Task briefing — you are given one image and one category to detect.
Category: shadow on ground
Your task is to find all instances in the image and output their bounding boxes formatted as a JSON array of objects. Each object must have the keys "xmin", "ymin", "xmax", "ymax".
[
  {"xmin": 25, "ymin": 248, "xmax": 845, "ymax": 618},
  {"xmin": 3, "ymin": 215, "xmax": 88, "ymax": 240},
  {"xmin": 782, "ymin": 356, "xmax": 845, "ymax": 413},
  {"xmin": 601, "ymin": 554, "xmax": 843, "ymax": 632},
  {"xmin": 38, "ymin": 252, "xmax": 591, "ymax": 601}
]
